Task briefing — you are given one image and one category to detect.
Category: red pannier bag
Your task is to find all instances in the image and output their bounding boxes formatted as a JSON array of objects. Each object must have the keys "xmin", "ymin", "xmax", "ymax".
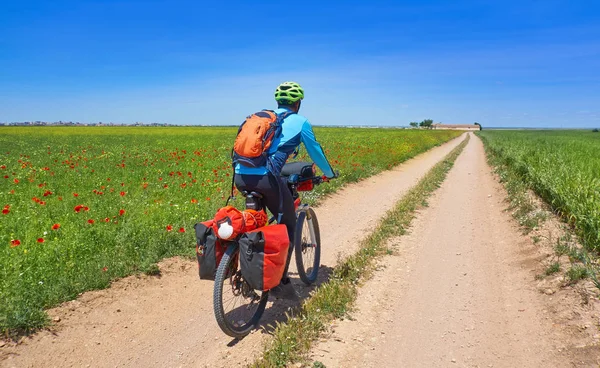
[
  {"xmin": 238, "ymin": 224, "xmax": 290, "ymax": 291},
  {"xmin": 194, "ymin": 220, "xmax": 226, "ymax": 280},
  {"xmin": 212, "ymin": 206, "xmax": 245, "ymax": 240}
]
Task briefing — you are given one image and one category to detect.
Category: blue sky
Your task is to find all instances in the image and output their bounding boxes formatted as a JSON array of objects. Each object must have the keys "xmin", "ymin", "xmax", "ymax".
[{"xmin": 1, "ymin": 0, "xmax": 599, "ymax": 127}]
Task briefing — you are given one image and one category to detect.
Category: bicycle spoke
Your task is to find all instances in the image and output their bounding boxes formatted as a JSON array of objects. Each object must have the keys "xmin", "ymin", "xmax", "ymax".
[{"xmin": 302, "ymin": 222, "xmax": 315, "ymax": 274}]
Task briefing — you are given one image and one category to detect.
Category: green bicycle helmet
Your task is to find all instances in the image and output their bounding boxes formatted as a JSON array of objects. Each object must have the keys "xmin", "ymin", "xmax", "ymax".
[{"xmin": 274, "ymin": 81, "xmax": 304, "ymax": 104}]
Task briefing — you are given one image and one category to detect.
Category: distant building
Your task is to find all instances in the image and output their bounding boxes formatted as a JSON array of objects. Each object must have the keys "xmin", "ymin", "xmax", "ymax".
[{"xmin": 432, "ymin": 124, "xmax": 480, "ymax": 131}]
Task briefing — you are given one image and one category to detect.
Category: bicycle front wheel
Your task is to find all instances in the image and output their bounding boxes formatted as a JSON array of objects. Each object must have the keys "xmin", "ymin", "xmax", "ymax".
[
  {"xmin": 213, "ymin": 245, "xmax": 269, "ymax": 339},
  {"xmin": 294, "ymin": 207, "xmax": 321, "ymax": 285}
]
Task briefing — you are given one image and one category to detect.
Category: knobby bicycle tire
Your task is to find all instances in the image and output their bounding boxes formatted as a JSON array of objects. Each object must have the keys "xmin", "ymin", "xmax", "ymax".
[
  {"xmin": 213, "ymin": 245, "xmax": 269, "ymax": 339},
  {"xmin": 294, "ymin": 207, "xmax": 321, "ymax": 285}
]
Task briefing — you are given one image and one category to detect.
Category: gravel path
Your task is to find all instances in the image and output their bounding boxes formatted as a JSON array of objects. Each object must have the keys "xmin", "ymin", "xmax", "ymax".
[{"xmin": 310, "ymin": 134, "xmax": 586, "ymax": 367}]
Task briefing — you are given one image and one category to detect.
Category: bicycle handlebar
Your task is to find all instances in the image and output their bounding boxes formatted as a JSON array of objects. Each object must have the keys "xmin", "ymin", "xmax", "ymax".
[
  {"xmin": 290, "ymin": 174, "xmax": 337, "ymax": 185},
  {"xmin": 285, "ymin": 167, "xmax": 339, "ymax": 186}
]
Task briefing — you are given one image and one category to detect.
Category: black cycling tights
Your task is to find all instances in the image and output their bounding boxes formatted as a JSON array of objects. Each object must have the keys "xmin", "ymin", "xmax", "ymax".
[{"xmin": 233, "ymin": 173, "xmax": 296, "ymax": 243}]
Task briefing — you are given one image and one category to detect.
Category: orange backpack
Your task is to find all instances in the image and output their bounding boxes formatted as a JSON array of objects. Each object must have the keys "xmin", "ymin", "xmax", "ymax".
[{"xmin": 232, "ymin": 110, "xmax": 293, "ymax": 168}]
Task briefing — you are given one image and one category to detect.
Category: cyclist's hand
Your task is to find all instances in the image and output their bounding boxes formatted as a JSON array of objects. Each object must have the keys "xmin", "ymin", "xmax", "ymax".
[
  {"xmin": 322, "ymin": 171, "xmax": 339, "ymax": 182},
  {"xmin": 326, "ymin": 170, "xmax": 339, "ymax": 180}
]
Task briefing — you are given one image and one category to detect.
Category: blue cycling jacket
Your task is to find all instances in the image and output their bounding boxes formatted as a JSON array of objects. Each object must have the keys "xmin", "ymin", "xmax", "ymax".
[{"xmin": 234, "ymin": 107, "xmax": 335, "ymax": 178}]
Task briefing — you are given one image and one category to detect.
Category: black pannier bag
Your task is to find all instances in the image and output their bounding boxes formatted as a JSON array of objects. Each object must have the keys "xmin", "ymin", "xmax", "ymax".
[{"xmin": 194, "ymin": 220, "xmax": 225, "ymax": 280}]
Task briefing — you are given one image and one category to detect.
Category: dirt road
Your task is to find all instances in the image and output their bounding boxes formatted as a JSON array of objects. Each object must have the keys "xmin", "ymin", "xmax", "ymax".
[
  {"xmin": 310, "ymin": 134, "xmax": 598, "ymax": 367},
  {"xmin": 0, "ymin": 136, "xmax": 465, "ymax": 368}
]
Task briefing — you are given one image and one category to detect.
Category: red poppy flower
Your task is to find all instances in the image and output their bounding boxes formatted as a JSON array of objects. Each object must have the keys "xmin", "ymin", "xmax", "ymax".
[
  {"xmin": 10, "ymin": 239, "xmax": 20, "ymax": 247},
  {"xmin": 37, "ymin": 238, "xmax": 45, "ymax": 243},
  {"xmin": 32, "ymin": 197, "xmax": 40, "ymax": 203},
  {"xmin": 88, "ymin": 219, "xmax": 95, "ymax": 224},
  {"xmin": 0, "ymin": 165, "xmax": 5, "ymax": 169},
  {"xmin": 38, "ymin": 183, "xmax": 45, "ymax": 188},
  {"xmin": 102, "ymin": 266, "xmax": 108, "ymax": 272},
  {"xmin": 74, "ymin": 204, "xmax": 84, "ymax": 212},
  {"xmin": 178, "ymin": 227, "xmax": 185, "ymax": 233},
  {"xmin": 206, "ymin": 197, "xmax": 210, "ymax": 201},
  {"xmin": 2, "ymin": 208, "xmax": 9, "ymax": 215},
  {"xmin": 190, "ymin": 198, "xmax": 198, "ymax": 204},
  {"xmin": 84, "ymin": 206, "xmax": 89, "ymax": 211},
  {"xmin": 13, "ymin": 179, "xmax": 19, "ymax": 184},
  {"xmin": 119, "ymin": 209, "xmax": 125, "ymax": 216},
  {"xmin": 73, "ymin": 193, "xmax": 79, "ymax": 197},
  {"xmin": 163, "ymin": 184, "xmax": 168, "ymax": 188},
  {"xmin": 104, "ymin": 217, "xmax": 110, "ymax": 222},
  {"xmin": 58, "ymin": 196, "xmax": 63, "ymax": 201},
  {"xmin": 120, "ymin": 191, "xmax": 126, "ymax": 196},
  {"xmin": 3, "ymin": 175, "xmax": 8, "ymax": 179},
  {"xmin": 166, "ymin": 225, "xmax": 173, "ymax": 232},
  {"xmin": 142, "ymin": 183, "xmax": 148, "ymax": 189},
  {"xmin": 39, "ymin": 201, "xmax": 46, "ymax": 205},
  {"xmin": 52, "ymin": 223, "xmax": 61, "ymax": 230}
]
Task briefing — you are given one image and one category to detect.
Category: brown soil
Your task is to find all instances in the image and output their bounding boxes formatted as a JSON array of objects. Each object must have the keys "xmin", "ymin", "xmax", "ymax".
[
  {"xmin": 310, "ymin": 134, "xmax": 600, "ymax": 367},
  {"xmin": 0, "ymin": 136, "xmax": 465, "ymax": 368}
]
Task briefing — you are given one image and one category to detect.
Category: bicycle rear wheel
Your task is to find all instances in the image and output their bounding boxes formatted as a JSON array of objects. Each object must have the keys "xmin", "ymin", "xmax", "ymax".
[
  {"xmin": 294, "ymin": 207, "xmax": 321, "ymax": 285},
  {"xmin": 213, "ymin": 245, "xmax": 269, "ymax": 339}
]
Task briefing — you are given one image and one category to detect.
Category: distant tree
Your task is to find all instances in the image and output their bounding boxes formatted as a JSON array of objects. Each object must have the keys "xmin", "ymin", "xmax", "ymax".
[
  {"xmin": 593, "ymin": 128, "xmax": 599, "ymax": 133},
  {"xmin": 409, "ymin": 122, "xmax": 419, "ymax": 128},
  {"xmin": 474, "ymin": 122, "xmax": 482, "ymax": 131},
  {"xmin": 420, "ymin": 119, "xmax": 434, "ymax": 129}
]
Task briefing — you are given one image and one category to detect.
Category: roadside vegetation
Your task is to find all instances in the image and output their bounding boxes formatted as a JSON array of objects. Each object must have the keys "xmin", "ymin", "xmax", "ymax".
[
  {"xmin": 0, "ymin": 126, "xmax": 460, "ymax": 335},
  {"xmin": 251, "ymin": 135, "xmax": 469, "ymax": 367},
  {"xmin": 477, "ymin": 130, "xmax": 600, "ymax": 289}
]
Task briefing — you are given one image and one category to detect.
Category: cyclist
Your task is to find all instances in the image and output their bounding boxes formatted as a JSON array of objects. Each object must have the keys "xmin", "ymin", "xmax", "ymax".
[{"xmin": 234, "ymin": 81, "xmax": 335, "ymax": 293}]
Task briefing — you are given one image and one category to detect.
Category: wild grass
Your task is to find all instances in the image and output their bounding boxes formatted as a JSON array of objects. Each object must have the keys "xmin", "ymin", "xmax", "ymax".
[
  {"xmin": 545, "ymin": 262, "xmax": 561, "ymax": 276},
  {"xmin": 478, "ymin": 130, "xmax": 599, "ymax": 288},
  {"xmin": 477, "ymin": 130, "xmax": 600, "ymax": 251}
]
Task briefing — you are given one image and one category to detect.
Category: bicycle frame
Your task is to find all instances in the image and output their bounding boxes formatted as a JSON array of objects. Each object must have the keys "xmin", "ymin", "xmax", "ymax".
[{"xmin": 213, "ymin": 172, "xmax": 329, "ymax": 338}]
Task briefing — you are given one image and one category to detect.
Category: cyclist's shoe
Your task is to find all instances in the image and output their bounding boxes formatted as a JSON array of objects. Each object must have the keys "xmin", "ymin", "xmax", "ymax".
[{"xmin": 269, "ymin": 278, "xmax": 299, "ymax": 300}]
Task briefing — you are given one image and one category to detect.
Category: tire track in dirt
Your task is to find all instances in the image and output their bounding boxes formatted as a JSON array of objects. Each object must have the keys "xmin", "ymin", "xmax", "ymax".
[
  {"xmin": 310, "ymin": 134, "xmax": 596, "ymax": 367},
  {"xmin": 0, "ymin": 136, "xmax": 465, "ymax": 368}
]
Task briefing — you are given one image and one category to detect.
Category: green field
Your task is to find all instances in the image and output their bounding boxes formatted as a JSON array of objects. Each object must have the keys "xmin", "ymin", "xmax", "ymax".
[
  {"xmin": 0, "ymin": 126, "xmax": 461, "ymax": 333},
  {"xmin": 478, "ymin": 130, "xmax": 600, "ymax": 252}
]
